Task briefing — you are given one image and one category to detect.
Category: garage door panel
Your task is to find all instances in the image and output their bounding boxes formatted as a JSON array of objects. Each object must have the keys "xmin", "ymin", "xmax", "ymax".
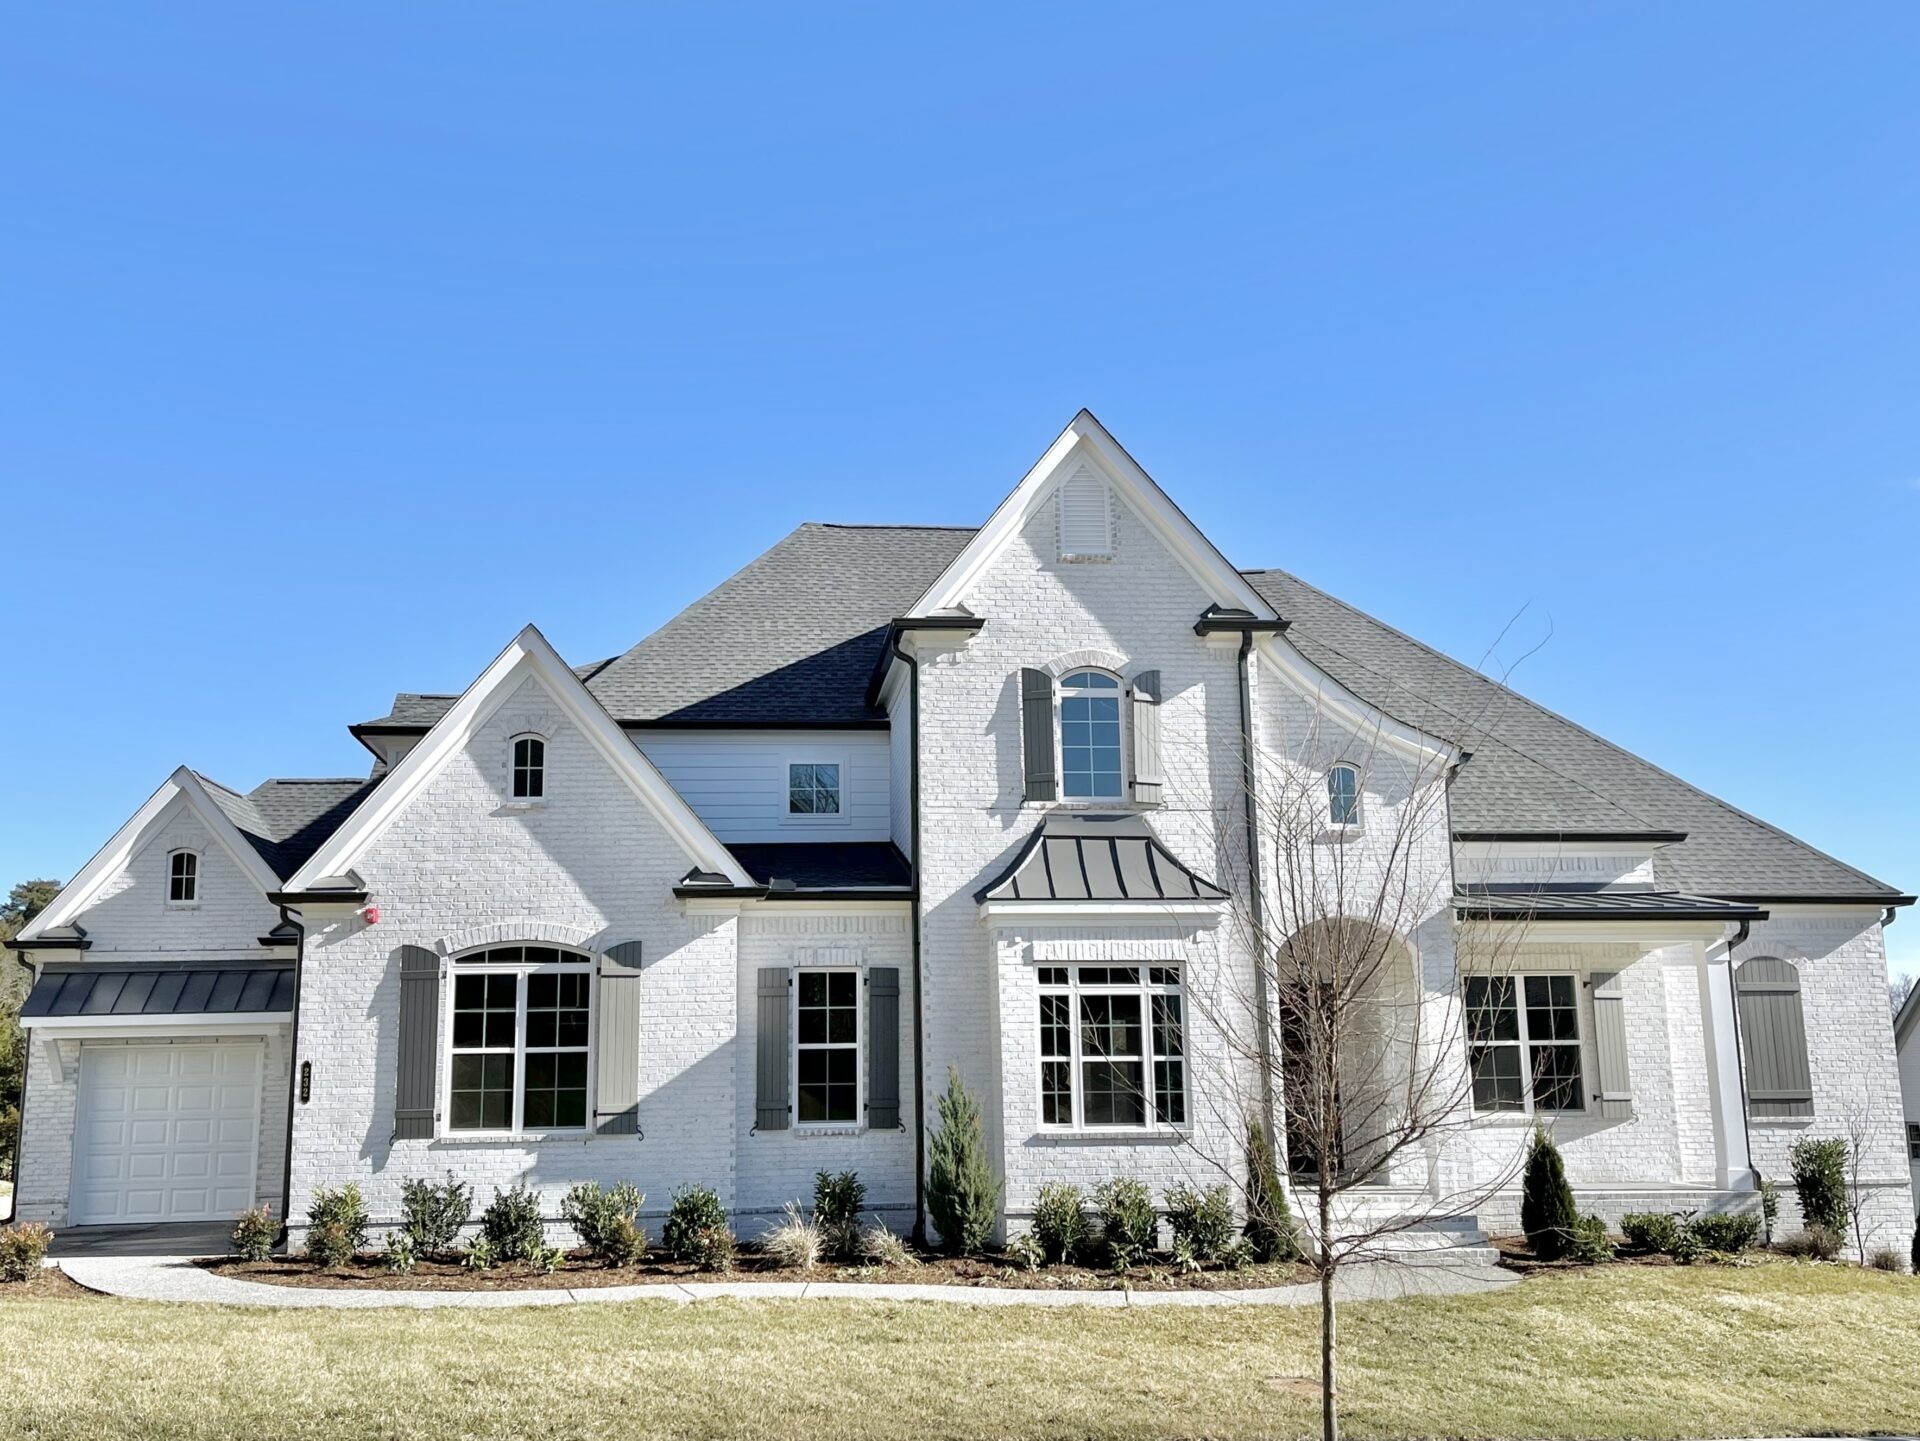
[{"xmin": 74, "ymin": 1044, "xmax": 261, "ymax": 1225}]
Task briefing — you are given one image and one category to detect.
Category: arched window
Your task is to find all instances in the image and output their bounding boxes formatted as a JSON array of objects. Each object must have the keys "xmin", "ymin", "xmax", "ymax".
[
  {"xmin": 511, "ymin": 735, "xmax": 546, "ymax": 799},
  {"xmin": 167, "ymin": 849, "xmax": 199, "ymax": 904},
  {"xmin": 1734, "ymin": 957, "xmax": 1813, "ymax": 1119},
  {"xmin": 1059, "ymin": 670, "xmax": 1124, "ymax": 799},
  {"xmin": 1326, "ymin": 764, "xmax": 1361, "ymax": 826}
]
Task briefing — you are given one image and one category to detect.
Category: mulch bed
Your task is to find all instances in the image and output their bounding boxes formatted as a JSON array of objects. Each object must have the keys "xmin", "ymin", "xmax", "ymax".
[
  {"xmin": 1490, "ymin": 1234, "xmax": 1745, "ymax": 1276},
  {"xmin": 2, "ymin": 1267, "xmax": 100, "ymax": 1300},
  {"xmin": 200, "ymin": 1248, "xmax": 1309, "ymax": 1293}
]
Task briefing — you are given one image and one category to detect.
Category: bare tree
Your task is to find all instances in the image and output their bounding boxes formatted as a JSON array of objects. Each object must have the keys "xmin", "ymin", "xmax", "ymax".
[{"xmin": 1184, "ymin": 685, "xmax": 1547, "ymax": 1441}]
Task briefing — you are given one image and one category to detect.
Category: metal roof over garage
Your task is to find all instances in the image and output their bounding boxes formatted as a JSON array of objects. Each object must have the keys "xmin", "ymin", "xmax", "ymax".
[{"xmin": 21, "ymin": 966, "xmax": 294, "ymax": 1020}]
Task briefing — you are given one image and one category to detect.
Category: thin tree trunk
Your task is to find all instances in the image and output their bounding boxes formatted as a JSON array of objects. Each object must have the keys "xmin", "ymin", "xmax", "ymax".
[{"xmin": 1319, "ymin": 1184, "xmax": 1338, "ymax": 1441}]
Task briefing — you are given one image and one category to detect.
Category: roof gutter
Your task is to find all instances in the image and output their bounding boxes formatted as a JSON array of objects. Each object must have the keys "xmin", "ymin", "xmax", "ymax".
[
  {"xmin": 1194, "ymin": 607, "xmax": 1288, "ymax": 638},
  {"xmin": 864, "ymin": 616, "xmax": 984, "ymax": 711}
]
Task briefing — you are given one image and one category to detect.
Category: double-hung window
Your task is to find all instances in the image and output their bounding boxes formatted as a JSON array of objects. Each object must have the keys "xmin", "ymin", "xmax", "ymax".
[
  {"xmin": 447, "ymin": 946, "xmax": 592, "ymax": 1133},
  {"xmin": 1466, "ymin": 973, "xmax": 1584, "ymax": 1114},
  {"xmin": 511, "ymin": 736, "xmax": 545, "ymax": 800},
  {"xmin": 1326, "ymin": 764, "xmax": 1360, "ymax": 827},
  {"xmin": 167, "ymin": 850, "xmax": 199, "ymax": 904},
  {"xmin": 1037, "ymin": 965, "xmax": 1185, "ymax": 1129},
  {"xmin": 795, "ymin": 967, "xmax": 859, "ymax": 1124}
]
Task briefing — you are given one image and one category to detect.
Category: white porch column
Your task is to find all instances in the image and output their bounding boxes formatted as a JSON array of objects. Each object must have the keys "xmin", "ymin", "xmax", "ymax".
[{"xmin": 1693, "ymin": 935, "xmax": 1752, "ymax": 1189}]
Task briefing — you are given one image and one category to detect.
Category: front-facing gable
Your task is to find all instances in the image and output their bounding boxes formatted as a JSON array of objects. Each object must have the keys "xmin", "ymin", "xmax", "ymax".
[{"xmin": 286, "ymin": 624, "xmax": 753, "ymax": 892}]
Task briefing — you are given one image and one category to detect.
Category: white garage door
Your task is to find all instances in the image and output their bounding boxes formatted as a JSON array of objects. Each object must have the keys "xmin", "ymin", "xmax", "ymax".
[{"xmin": 73, "ymin": 1044, "xmax": 262, "ymax": 1225}]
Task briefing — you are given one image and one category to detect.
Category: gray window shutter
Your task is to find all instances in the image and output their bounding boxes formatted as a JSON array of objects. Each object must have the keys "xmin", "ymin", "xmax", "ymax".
[
  {"xmin": 1736, "ymin": 957, "xmax": 1814, "ymax": 1119},
  {"xmin": 594, "ymin": 941, "xmax": 644, "ymax": 1136},
  {"xmin": 394, "ymin": 945, "xmax": 440, "ymax": 1140},
  {"xmin": 1020, "ymin": 668, "xmax": 1057, "ymax": 802},
  {"xmin": 1129, "ymin": 670, "xmax": 1163, "ymax": 805},
  {"xmin": 756, "ymin": 966, "xmax": 790, "ymax": 1130},
  {"xmin": 866, "ymin": 966, "xmax": 901, "ymax": 1129},
  {"xmin": 1589, "ymin": 969, "xmax": 1632, "ymax": 1119}
]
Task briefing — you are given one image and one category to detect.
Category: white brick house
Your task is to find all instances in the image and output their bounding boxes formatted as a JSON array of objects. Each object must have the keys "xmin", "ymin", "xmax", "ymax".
[{"xmin": 10, "ymin": 412, "xmax": 1914, "ymax": 1252}]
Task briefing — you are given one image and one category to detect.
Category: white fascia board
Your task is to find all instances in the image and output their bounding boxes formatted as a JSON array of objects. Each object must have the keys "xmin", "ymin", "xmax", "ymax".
[
  {"xmin": 1254, "ymin": 638, "xmax": 1456, "ymax": 767},
  {"xmin": 286, "ymin": 625, "xmax": 753, "ymax": 890},
  {"xmin": 19, "ymin": 767, "xmax": 284, "ymax": 941},
  {"xmin": 906, "ymin": 411, "xmax": 1280, "ymax": 621},
  {"xmin": 21, "ymin": 1012, "xmax": 291, "ymax": 1034},
  {"xmin": 979, "ymin": 899, "xmax": 1226, "ymax": 926}
]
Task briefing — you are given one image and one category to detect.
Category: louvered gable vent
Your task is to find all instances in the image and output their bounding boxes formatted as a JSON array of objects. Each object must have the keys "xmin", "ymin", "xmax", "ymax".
[{"xmin": 1058, "ymin": 466, "xmax": 1111, "ymax": 558}]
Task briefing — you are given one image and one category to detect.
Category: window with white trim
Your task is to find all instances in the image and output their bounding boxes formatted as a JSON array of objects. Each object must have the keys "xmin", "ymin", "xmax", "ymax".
[
  {"xmin": 447, "ymin": 945, "xmax": 591, "ymax": 1133},
  {"xmin": 794, "ymin": 966, "xmax": 860, "ymax": 1123},
  {"xmin": 511, "ymin": 735, "xmax": 546, "ymax": 800},
  {"xmin": 1037, "ymin": 965, "xmax": 1185, "ymax": 1129},
  {"xmin": 1326, "ymin": 764, "xmax": 1360, "ymax": 826},
  {"xmin": 787, "ymin": 762, "xmax": 842, "ymax": 817},
  {"xmin": 1466, "ymin": 973, "xmax": 1584, "ymax": 1114},
  {"xmin": 1908, "ymin": 1122, "xmax": 1920, "ymax": 1161},
  {"xmin": 1059, "ymin": 670, "xmax": 1124, "ymax": 800},
  {"xmin": 167, "ymin": 850, "xmax": 199, "ymax": 904}
]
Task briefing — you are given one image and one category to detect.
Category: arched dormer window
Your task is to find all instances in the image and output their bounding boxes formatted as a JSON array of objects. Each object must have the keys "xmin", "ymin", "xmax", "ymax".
[
  {"xmin": 511, "ymin": 735, "xmax": 546, "ymax": 800},
  {"xmin": 1326, "ymin": 764, "xmax": 1361, "ymax": 827},
  {"xmin": 1059, "ymin": 670, "xmax": 1124, "ymax": 799},
  {"xmin": 168, "ymin": 849, "xmax": 199, "ymax": 904}
]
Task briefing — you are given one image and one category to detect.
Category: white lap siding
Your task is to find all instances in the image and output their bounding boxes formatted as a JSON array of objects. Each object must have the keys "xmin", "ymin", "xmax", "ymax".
[{"xmin": 287, "ymin": 676, "xmax": 740, "ymax": 1242}]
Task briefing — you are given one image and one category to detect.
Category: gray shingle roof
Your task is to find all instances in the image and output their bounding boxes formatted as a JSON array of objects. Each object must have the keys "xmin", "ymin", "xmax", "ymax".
[
  {"xmin": 198, "ymin": 775, "xmax": 379, "ymax": 880},
  {"xmin": 1454, "ymin": 889, "xmax": 1770, "ymax": 921},
  {"xmin": 727, "ymin": 842, "xmax": 912, "ymax": 891},
  {"xmin": 1243, "ymin": 567, "xmax": 1903, "ymax": 900}
]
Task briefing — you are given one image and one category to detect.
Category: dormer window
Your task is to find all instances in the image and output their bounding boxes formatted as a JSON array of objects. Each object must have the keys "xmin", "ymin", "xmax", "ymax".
[
  {"xmin": 511, "ymin": 736, "xmax": 546, "ymax": 800},
  {"xmin": 1326, "ymin": 764, "xmax": 1361, "ymax": 827},
  {"xmin": 1060, "ymin": 671, "xmax": 1124, "ymax": 799},
  {"xmin": 788, "ymin": 762, "xmax": 842, "ymax": 817},
  {"xmin": 168, "ymin": 850, "xmax": 199, "ymax": 904},
  {"xmin": 1057, "ymin": 467, "xmax": 1112, "ymax": 559}
]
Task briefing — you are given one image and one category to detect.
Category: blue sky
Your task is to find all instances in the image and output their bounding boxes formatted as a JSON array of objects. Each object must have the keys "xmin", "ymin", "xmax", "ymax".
[{"xmin": 4, "ymin": 6, "xmax": 1917, "ymax": 973}]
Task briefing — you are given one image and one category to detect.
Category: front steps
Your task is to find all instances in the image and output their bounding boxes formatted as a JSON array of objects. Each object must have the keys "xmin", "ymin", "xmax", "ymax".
[{"xmin": 1290, "ymin": 1188, "xmax": 1501, "ymax": 1268}]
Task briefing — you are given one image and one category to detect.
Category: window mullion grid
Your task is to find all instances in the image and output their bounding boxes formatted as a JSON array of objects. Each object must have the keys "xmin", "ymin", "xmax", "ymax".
[
  {"xmin": 511, "ymin": 968, "xmax": 529, "ymax": 1135},
  {"xmin": 1514, "ymin": 980, "xmax": 1535, "ymax": 1118}
]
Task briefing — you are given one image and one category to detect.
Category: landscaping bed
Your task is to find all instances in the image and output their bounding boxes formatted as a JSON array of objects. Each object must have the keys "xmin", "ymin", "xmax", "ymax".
[{"xmin": 199, "ymin": 1247, "xmax": 1309, "ymax": 1292}]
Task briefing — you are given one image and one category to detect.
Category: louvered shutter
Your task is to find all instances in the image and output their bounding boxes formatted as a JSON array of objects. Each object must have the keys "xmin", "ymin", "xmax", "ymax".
[
  {"xmin": 1020, "ymin": 668, "xmax": 1057, "ymax": 802},
  {"xmin": 756, "ymin": 966, "xmax": 791, "ymax": 1130},
  {"xmin": 1589, "ymin": 969, "xmax": 1632, "ymax": 1119},
  {"xmin": 1058, "ymin": 467, "xmax": 1111, "ymax": 557},
  {"xmin": 594, "ymin": 941, "xmax": 644, "ymax": 1136},
  {"xmin": 1736, "ymin": 958, "xmax": 1814, "ymax": 1119},
  {"xmin": 866, "ymin": 967, "xmax": 901, "ymax": 1129},
  {"xmin": 1129, "ymin": 670, "xmax": 1163, "ymax": 805},
  {"xmin": 393, "ymin": 946, "xmax": 440, "ymax": 1140}
]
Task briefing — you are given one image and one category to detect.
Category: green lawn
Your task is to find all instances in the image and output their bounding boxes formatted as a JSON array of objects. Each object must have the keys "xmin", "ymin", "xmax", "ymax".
[{"xmin": 5, "ymin": 1260, "xmax": 1918, "ymax": 1439}]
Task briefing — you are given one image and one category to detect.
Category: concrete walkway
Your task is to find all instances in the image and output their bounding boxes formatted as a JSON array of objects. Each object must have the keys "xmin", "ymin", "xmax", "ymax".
[{"xmin": 59, "ymin": 1252, "xmax": 1516, "ymax": 1310}]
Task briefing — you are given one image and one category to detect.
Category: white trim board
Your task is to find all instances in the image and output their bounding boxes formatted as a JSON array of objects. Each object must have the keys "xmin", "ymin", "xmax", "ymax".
[
  {"xmin": 905, "ymin": 411, "xmax": 1281, "ymax": 621},
  {"xmin": 18, "ymin": 768, "xmax": 286, "ymax": 942},
  {"xmin": 286, "ymin": 625, "xmax": 752, "ymax": 890}
]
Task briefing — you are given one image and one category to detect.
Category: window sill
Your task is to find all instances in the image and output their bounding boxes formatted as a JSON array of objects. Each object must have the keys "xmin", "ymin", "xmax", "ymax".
[
  {"xmin": 165, "ymin": 902, "xmax": 201, "ymax": 911},
  {"xmin": 1026, "ymin": 799, "xmax": 1147, "ymax": 813},
  {"xmin": 1029, "ymin": 1127, "xmax": 1191, "ymax": 1145},
  {"xmin": 430, "ymin": 1130, "xmax": 591, "ymax": 1145},
  {"xmin": 791, "ymin": 1124, "xmax": 864, "ymax": 1138},
  {"xmin": 499, "ymin": 799, "xmax": 549, "ymax": 813}
]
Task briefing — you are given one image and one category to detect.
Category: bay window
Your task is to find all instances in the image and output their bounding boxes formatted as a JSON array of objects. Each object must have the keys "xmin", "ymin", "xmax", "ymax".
[{"xmin": 1037, "ymin": 965, "xmax": 1185, "ymax": 1130}]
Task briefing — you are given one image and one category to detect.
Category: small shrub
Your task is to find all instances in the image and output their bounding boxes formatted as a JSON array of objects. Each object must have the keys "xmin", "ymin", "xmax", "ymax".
[
  {"xmin": 530, "ymin": 1243, "xmax": 565, "ymax": 1276},
  {"xmin": 1003, "ymin": 1230, "xmax": 1044, "ymax": 1272},
  {"xmin": 399, "ymin": 1173, "xmax": 472, "ymax": 1256},
  {"xmin": 462, "ymin": 1237, "xmax": 497, "ymax": 1271},
  {"xmin": 230, "ymin": 1206, "xmax": 278, "ymax": 1262},
  {"xmin": 1565, "ymin": 1213, "xmax": 1614, "ymax": 1265},
  {"xmin": 1164, "ymin": 1183, "xmax": 1234, "ymax": 1263},
  {"xmin": 764, "ymin": 1201, "xmax": 823, "ymax": 1271},
  {"xmin": 1094, "ymin": 1177, "xmax": 1158, "ymax": 1270},
  {"xmin": 813, "ymin": 1170, "xmax": 866, "ymax": 1257},
  {"xmin": 1032, "ymin": 1182, "xmax": 1089, "ymax": 1264},
  {"xmin": 306, "ymin": 1219, "xmax": 355, "ymax": 1268},
  {"xmin": 306, "ymin": 1182, "xmax": 368, "ymax": 1258},
  {"xmin": 691, "ymin": 1224, "xmax": 737, "ymax": 1274},
  {"xmin": 1869, "ymin": 1246, "xmax": 1905, "ymax": 1274},
  {"xmin": 1170, "ymin": 1236, "xmax": 1204, "ymax": 1274},
  {"xmin": 1219, "ymin": 1237, "xmax": 1257, "ymax": 1272},
  {"xmin": 1778, "ymin": 1224, "xmax": 1846, "ymax": 1262},
  {"xmin": 480, "ymin": 1182, "xmax": 545, "ymax": 1263},
  {"xmin": 1244, "ymin": 1120, "xmax": 1300, "ymax": 1262},
  {"xmin": 1667, "ymin": 1226, "xmax": 1703, "ymax": 1266},
  {"xmin": 0, "ymin": 1222, "xmax": 53, "ymax": 1282},
  {"xmin": 1912, "ymin": 1213, "xmax": 1919, "ymax": 1278},
  {"xmin": 1760, "ymin": 1177, "xmax": 1780, "ymax": 1239},
  {"xmin": 562, "ymin": 1181, "xmax": 648, "ymax": 1263},
  {"xmin": 1789, "ymin": 1136, "xmax": 1849, "ymax": 1233},
  {"xmin": 1686, "ymin": 1211, "xmax": 1760, "ymax": 1255},
  {"xmin": 382, "ymin": 1231, "xmax": 416, "ymax": 1274},
  {"xmin": 1620, "ymin": 1211, "xmax": 1682, "ymax": 1255},
  {"xmin": 927, "ymin": 1067, "xmax": 1000, "ymax": 1256},
  {"xmin": 858, "ymin": 1222, "xmax": 919, "ymax": 1269},
  {"xmin": 663, "ymin": 1185, "xmax": 729, "ymax": 1263},
  {"xmin": 1520, "ymin": 1128, "xmax": 1579, "ymax": 1261}
]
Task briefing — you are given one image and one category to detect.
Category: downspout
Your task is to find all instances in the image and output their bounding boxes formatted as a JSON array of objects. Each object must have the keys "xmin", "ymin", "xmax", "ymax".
[
  {"xmin": 1721, "ymin": 918, "xmax": 1759, "ymax": 1195},
  {"xmin": 890, "ymin": 631, "xmax": 929, "ymax": 1246},
  {"xmin": 277, "ymin": 902, "xmax": 306, "ymax": 1232},
  {"xmin": 6, "ymin": 951, "xmax": 34, "ymax": 1218},
  {"xmin": 1236, "ymin": 631, "xmax": 1279, "ymax": 1133}
]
